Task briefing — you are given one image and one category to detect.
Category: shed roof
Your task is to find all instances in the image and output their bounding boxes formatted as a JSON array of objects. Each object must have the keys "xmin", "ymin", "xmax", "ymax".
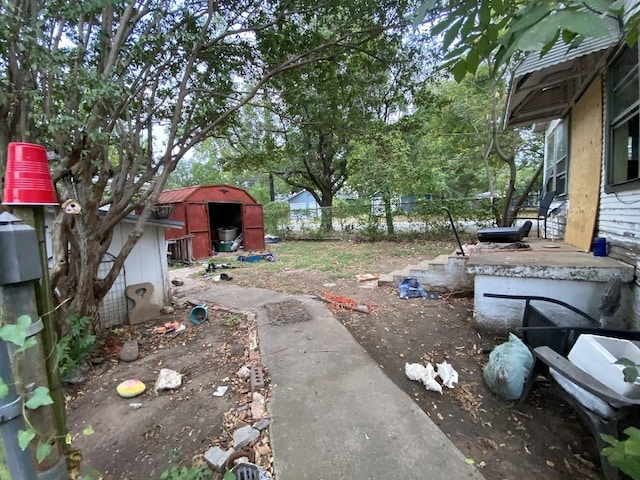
[
  {"xmin": 287, "ymin": 190, "xmax": 314, "ymax": 202},
  {"xmin": 158, "ymin": 186, "xmax": 200, "ymax": 204},
  {"xmin": 505, "ymin": 16, "xmax": 621, "ymax": 127},
  {"xmin": 158, "ymin": 184, "xmax": 258, "ymax": 204},
  {"xmin": 513, "ymin": 22, "xmax": 621, "ymax": 78}
]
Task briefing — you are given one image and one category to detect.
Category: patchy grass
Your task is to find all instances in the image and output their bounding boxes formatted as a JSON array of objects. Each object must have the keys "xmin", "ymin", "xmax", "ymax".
[
  {"xmin": 267, "ymin": 239, "xmax": 449, "ymax": 272},
  {"xmin": 223, "ymin": 312, "xmax": 243, "ymax": 328},
  {"xmin": 215, "ymin": 239, "xmax": 455, "ymax": 295}
]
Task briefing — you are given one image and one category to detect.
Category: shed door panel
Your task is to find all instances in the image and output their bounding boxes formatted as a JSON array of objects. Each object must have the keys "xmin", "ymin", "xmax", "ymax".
[
  {"xmin": 187, "ymin": 202, "xmax": 211, "ymax": 258},
  {"xmin": 242, "ymin": 204, "xmax": 265, "ymax": 251}
]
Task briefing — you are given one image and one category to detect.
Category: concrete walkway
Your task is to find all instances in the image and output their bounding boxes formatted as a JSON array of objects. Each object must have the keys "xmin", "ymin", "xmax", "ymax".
[{"xmin": 196, "ymin": 284, "xmax": 484, "ymax": 480}]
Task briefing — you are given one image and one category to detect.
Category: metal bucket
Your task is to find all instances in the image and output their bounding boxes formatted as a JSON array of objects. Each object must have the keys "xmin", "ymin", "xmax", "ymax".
[{"xmin": 218, "ymin": 227, "xmax": 239, "ymax": 241}]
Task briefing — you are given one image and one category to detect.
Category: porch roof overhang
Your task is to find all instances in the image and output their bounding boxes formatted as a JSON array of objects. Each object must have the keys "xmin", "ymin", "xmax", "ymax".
[{"xmin": 505, "ymin": 19, "xmax": 622, "ymax": 128}]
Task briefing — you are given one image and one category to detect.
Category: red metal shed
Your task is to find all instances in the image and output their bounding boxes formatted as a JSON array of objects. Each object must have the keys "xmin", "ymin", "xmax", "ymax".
[{"xmin": 158, "ymin": 184, "xmax": 265, "ymax": 260}]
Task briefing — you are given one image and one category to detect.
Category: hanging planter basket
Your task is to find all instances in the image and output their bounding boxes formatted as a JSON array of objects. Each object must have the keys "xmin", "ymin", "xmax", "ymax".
[{"xmin": 150, "ymin": 204, "xmax": 175, "ymax": 220}]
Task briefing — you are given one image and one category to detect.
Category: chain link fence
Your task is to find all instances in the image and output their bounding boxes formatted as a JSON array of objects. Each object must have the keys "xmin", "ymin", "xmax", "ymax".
[{"xmin": 264, "ymin": 197, "xmax": 499, "ymax": 241}]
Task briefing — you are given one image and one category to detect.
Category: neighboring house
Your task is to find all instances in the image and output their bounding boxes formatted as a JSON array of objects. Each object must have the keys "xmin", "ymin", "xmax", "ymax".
[
  {"xmin": 504, "ymin": 5, "xmax": 640, "ymax": 325},
  {"xmin": 371, "ymin": 193, "xmax": 400, "ymax": 215},
  {"xmin": 399, "ymin": 194, "xmax": 432, "ymax": 213},
  {"xmin": 45, "ymin": 209, "xmax": 183, "ymax": 329},
  {"xmin": 288, "ymin": 190, "xmax": 320, "ymax": 218},
  {"xmin": 287, "ymin": 190, "xmax": 357, "ymax": 219}
]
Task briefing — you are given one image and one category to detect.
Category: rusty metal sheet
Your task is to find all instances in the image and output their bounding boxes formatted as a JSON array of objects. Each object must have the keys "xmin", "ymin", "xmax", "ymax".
[
  {"xmin": 158, "ymin": 187, "xmax": 199, "ymax": 204},
  {"xmin": 242, "ymin": 204, "xmax": 265, "ymax": 251},
  {"xmin": 186, "ymin": 203, "xmax": 211, "ymax": 258}
]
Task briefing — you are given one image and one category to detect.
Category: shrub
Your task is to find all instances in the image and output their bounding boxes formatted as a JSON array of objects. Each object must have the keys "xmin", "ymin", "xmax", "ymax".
[
  {"xmin": 56, "ymin": 310, "xmax": 96, "ymax": 378},
  {"xmin": 263, "ymin": 201, "xmax": 291, "ymax": 236}
]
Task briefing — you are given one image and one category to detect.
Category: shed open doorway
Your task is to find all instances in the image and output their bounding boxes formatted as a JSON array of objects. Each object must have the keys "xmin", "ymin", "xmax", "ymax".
[{"xmin": 209, "ymin": 202, "xmax": 242, "ymax": 252}]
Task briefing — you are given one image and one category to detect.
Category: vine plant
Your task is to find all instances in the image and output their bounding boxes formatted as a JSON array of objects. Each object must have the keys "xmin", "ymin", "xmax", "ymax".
[
  {"xmin": 598, "ymin": 358, "xmax": 640, "ymax": 479},
  {"xmin": 0, "ymin": 314, "xmax": 55, "ymax": 463}
]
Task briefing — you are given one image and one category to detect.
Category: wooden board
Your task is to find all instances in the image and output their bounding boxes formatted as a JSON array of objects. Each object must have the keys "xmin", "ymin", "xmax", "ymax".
[{"xmin": 565, "ymin": 78, "xmax": 603, "ymax": 251}]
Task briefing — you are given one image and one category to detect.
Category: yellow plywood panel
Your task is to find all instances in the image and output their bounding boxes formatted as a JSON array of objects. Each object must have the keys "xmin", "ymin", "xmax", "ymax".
[{"xmin": 565, "ymin": 78, "xmax": 603, "ymax": 251}]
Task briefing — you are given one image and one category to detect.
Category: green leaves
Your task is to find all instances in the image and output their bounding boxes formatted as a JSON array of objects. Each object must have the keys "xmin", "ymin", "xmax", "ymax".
[
  {"xmin": 16, "ymin": 432, "xmax": 53, "ymax": 463},
  {"xmin": 0, "ymin": 312, "xmax": 56, "ymax": 466},
  {"xmin": 15, "ymin": 386, "xmax": 55, "ymax": 463},
  {"xmin": 0, "ymin": 377, "xmax": 7, "ymax": 399},
  {"xmin": 601, "ymin": 427, "xmax": 640, "ymax": 479},
  {"xmin": 451, "ymin": 59, "xmax": 468, "ymax": 82},
  {"xmin": 515, "ymin": 11, "xmax": 612, "ymax": 52},
  {"xmin": 442, "ymin": 19, "xmax": 463, "ymax": 51},
  {"xmin": 25, "ymin": 387, "xmax": 54, "ymax": 410},
  {"xmin": 412, "ymin": 0, "xmax": 437, "ymax": 28},
  {"xmin": 161, "ymin": 464, "xmax": 214, "ymax": 480},
  {"xmin": 18, "ymin": 430, "xmax": 36, "ymax": 450},
  {"xmin": 616, "ymin": 358, "xmax": 639, "ymax": 384},
  {"xmin": 0, "ymin": 315, "xmax": 32, "ymax": 347},
  {"xmin": 36, "ymin": 442, "xmax": 53, "ymax": 463},
  {"xmin": 425, "ymin": 0, "xmax": 632, "ymax": 80}
]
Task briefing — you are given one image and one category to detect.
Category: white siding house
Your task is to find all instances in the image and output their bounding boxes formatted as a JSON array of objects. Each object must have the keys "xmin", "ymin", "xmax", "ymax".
[
  {"xmin": 287, "ymin": 190, "xmax": 320, "ymax": 218},
  {"xmin": 505, "ymin": 7, "xmax": 640, "ymax": 327}
]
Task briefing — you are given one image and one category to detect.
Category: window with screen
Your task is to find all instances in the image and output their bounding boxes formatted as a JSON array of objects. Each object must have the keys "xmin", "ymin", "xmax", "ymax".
[
  {"xmin": 607, "ymin": 46, "xmax": 640, "ymax": 190},
  {"xmin": 545, "ymin": 120, "xmax": 568, "ymax": 196}
]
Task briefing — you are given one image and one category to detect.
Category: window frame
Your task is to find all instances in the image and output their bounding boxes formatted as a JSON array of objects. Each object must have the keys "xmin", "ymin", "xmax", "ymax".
[
  {"xmin": 544, "ymin": 119, "xmax": 569, "ymax": 197},
  {"xmin": 605, "ymin": 45, "xmax": 640, "ymax": 193}
]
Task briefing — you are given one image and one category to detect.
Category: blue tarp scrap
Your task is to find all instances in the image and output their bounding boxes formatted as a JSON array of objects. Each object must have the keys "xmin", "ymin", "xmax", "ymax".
[
  {"xmin": 237, "ymin": 253, "xmax": 278, "ymax": 263},
  {"xmin": 398, "ymin": 277, "xmax": 427, "ymax": 299}
]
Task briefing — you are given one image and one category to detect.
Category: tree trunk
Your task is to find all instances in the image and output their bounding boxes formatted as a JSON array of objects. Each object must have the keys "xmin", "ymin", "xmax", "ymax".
[
  {"xmin": 269, "ymin": 173, "xmax": 275, "ymax": 202},
  {"xmin": 498, "ymin": 155, "xmax": 518, "ymax": 226},
  {"xmin": 384, "ymin": 194, "xmax": 395, "ymax": 234},
  {"xmin": 319, "ymin": 195, "xmax": 334, "ymax": 232},
  {"xmin": 505, "ymin": 160, "xmax": 544, "ymax": 225}
]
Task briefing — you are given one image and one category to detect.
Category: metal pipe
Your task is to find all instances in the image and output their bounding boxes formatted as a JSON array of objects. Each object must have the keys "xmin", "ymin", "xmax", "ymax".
[{"xmin": 441, "ymin": 207, "xmax": 465, "ymax": 256}]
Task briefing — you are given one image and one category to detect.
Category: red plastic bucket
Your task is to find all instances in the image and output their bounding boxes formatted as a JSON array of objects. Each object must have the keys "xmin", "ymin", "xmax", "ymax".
[{"xmin": 3, "ymin": 142, "xmax": 58, "ymax": 205}]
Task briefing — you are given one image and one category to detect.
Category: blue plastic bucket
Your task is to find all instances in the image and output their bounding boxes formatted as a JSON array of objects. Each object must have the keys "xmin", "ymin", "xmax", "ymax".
[
  {"xmin": 190, "ymin": 305, "xmax": 208, "ymax": 324},
  {"xmin": 593, "ymin": 237, "xmax": 607, "ymax": 257}
]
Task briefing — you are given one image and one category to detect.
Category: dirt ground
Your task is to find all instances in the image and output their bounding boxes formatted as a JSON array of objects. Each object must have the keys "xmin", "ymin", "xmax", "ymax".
[
  {"xmin": 67, "ymin": 242, "xmax": 604, "ymax": 480},
  {"xmin": 331, "ymin": 293, "xmax": 602, "ymax": 480},
  {"xmin": 66, "ymin": 278, "xmax": 263, "ymax": 480}
]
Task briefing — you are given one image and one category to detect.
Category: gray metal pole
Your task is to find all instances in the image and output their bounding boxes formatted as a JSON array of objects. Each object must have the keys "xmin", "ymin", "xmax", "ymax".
[
  {"xmin": 0, "ymin": 212, "xmax": 69, "ymax": 480},
  {"xmin": 0, "ymin": 338, "xmax": 39, "ymax": 479}
]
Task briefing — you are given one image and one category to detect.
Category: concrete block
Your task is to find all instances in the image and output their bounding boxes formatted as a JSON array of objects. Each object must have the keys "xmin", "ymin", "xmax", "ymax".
[
  {"xmin": 254, "ymin": 418, "xmax": 271, "ymax": 431},
  {"xmin": 251, "ymin": 392, "xmax": 265, "ymax": 418},
  {"xmin": 233, "ymin": 425, "xmax": 260, "ymax": 449},
  {"xmin": 376, "ymin": 272, "xmax": 396, "ymax": 287},
  {"xmin": 250, "ymin": 366, "xmax": 265, "ymax": 391},
  {"xmin": 204, "ymin": 446, "xmax": 234, "ymax": 472},
  {"xmin": 125, "ymin": 282, "xmax": 161, "ymax": 325}
]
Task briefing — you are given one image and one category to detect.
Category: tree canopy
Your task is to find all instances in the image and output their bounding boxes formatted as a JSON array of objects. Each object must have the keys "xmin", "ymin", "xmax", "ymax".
[
  {"xmin": 217, "ymin": 7, "xmax": 429, "ymax": 231},
  {"xmin": 416, "ymin": 0, "xmax": 639, "ymax": 80},
  {"xmin": 0, "ymin": 0, "xmax": 419, "ymax": 323}
]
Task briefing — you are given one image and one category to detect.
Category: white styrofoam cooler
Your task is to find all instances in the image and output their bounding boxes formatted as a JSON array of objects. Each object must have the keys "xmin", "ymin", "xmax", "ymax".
[{"xmin": 568, "ymin": 334, "xmax": 640, "ymax": 398}]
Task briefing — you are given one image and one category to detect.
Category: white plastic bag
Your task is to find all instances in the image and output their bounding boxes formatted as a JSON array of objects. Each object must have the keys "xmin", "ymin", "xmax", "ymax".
[
  {"xmin": 437, "ymin": 361, "xmax": 459, "ymax": 389},
  {"xmin": 405, "ymin": 362, "xmax": 443, "ymax": 394}
]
